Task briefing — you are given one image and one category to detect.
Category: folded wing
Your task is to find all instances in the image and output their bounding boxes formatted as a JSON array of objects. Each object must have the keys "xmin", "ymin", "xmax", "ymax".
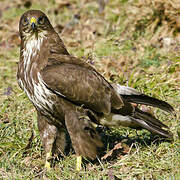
[{"xmin": 40, "ymin": 55, "xmax": 123, "ymax": 114}]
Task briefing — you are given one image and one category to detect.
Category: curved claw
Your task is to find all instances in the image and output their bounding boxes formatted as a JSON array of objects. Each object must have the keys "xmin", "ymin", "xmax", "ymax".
[
  {"xmin": 76, "ymin": 156, "xmax": 82, "ymax": 171},
  {"xmin": 45, "ymin": 161, "xmax": 51, "ymax": 170},
  {"xmin": 45, "ymin": 152, "xmax": 51, "ymax": 170}
]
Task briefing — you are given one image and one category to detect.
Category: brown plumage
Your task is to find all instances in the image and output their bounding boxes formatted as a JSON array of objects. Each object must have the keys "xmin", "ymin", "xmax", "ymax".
[{"xmin": 17, "ymin": 10, "xmax": 174, "ymax": 169}]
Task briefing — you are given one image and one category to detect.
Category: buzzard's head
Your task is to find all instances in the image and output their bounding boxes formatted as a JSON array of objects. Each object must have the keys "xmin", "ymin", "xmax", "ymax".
[{"xmin": 19, "ymin": 10, "xmax": 53, "ymax": 40}]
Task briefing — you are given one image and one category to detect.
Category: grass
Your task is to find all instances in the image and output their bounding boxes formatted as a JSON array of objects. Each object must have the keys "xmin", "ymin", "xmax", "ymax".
[{"xmin": 0, "ymin": 0, "xmax": 180, "ymax": 179}]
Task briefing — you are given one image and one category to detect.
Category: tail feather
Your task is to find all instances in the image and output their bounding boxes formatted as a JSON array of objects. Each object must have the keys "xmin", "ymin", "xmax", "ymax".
[
  {"xmin": 102, "ymin": 108, "xmax": 173, "ymax": 139},
  {"xmin": 134, "ymin": 108, "xmax": 169, "ymax": 129},
  {"xmin": 122, "ymin": 94, "xmax": 174, "ymax": 114},
  {"xmin": 112, "ymin": 84, "xmax": 174, "ymax": 113},
  {"xmin": 131, "ymin": 116, "xmax": 173, "ymax": 139},
  {"xmin": 133, "ymin": 108, "xmax": 173, "ymax": 138}
]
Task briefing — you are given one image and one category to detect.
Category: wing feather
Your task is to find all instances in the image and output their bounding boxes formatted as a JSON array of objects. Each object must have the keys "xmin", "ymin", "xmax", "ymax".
[{"xmin": 41, "ymin": 56, "xmax": 123, "ymax": 114}]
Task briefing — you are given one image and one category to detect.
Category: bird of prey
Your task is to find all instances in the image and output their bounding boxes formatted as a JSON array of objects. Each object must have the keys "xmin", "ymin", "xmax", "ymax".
[{"xmin": 17, "ymin": 10, "xmax": 174, "ymax": 171}]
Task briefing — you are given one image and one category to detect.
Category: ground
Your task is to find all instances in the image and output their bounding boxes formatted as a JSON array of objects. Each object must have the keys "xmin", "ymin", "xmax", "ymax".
[{"xmin": 0, "ymin": 0, "xmax": 179, "ymax": 179}]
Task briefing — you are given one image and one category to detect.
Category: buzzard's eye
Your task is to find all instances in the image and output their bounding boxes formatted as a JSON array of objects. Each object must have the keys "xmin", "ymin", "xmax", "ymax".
[
  {"xmin": 38, "ymin": 16, "xmax": 45, "ymax": 25},
  {"xmin": 22, "ymin": 17, "xmax": 29, "ymax": 26}
]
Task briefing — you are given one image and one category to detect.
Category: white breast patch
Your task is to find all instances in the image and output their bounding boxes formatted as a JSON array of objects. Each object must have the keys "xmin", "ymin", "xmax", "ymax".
[
  {"xmin": 20, "ymin": 33, "xmax": 55, "ymax": 112},
  {"xmin": 22, "ymin": 34, "xmax": 45, "ymax": 84},
  {"xmin": 33, "ymin": 72, "xmax": 54, "ymax": 111}
]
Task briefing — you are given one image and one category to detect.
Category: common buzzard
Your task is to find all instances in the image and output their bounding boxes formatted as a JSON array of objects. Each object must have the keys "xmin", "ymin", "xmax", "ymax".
[{"xmin": 17, "ymin": 10, "xmax": 174, "ymax": 171}]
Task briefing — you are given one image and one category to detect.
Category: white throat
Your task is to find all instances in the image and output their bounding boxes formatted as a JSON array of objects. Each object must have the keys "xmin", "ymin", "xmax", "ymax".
[
  {"xmin": 21, "ymin": 33, "xmax": 47, "ymax": 85},
  {"xmin": 22, "ymin": 33, "xmax": 46, "ymax": 69}
]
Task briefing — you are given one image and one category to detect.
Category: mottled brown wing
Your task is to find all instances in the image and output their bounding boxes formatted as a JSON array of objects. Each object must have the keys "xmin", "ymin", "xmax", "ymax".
[{"xmin": 41, "ymin": 56, "xmax": 123, "ymax": 114}]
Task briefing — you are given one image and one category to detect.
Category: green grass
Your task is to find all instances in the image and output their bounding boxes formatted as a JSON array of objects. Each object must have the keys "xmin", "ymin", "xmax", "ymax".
[{"xmin": 0, "ymin": 0, "xmax": 180, "ymax": 179}]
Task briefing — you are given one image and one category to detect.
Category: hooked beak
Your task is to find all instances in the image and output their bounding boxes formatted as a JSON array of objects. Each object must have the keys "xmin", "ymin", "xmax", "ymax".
[
  {"xmin": 30, "ymin": 17, "xmax": 37, "ymax": 30},
  {"xmin": 31, "ymin": 22, "xmax": 36, "ymax": 29}
]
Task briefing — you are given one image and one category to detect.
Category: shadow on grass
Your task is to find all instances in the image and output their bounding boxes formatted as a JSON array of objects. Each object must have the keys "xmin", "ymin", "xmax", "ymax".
[
  {"xmin": 57, "ymin": 126, "xmax": 173, "ymax": 166},
  {"xmin": 28, "ymin": 125, "xmax": 173, "ymax": 179},
  {"xmin": 94, "ymin": 126, "xmax": 172, "ymax": 163}
]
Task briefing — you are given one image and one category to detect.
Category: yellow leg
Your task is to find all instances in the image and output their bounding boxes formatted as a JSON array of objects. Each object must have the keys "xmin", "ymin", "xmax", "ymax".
[
  {"xmin": 45, "ymin": 151, "xmax": 51, "ymax": 170},
  {"xmin": 76, "ymin": 156, "xmax": 82, "ymax": 171}
]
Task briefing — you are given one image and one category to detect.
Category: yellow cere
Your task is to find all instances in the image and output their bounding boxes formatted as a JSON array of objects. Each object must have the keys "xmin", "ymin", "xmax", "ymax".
[{"xmin": 30, "ymin": 17, "xmax": 36, "ymax": 24}]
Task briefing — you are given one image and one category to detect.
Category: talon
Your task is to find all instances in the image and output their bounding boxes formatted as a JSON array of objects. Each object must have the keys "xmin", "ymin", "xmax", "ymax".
[
  {"xmin": 76, "ymin": 156, "xmax": 82, "ymax": 171},
  {"xmin": 45, "ymin": 160, "xmax": 51, "ymax": 170},
  {"xmin": 45, "ymin": 152, "xmax": 51, "ymax": 170}
]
